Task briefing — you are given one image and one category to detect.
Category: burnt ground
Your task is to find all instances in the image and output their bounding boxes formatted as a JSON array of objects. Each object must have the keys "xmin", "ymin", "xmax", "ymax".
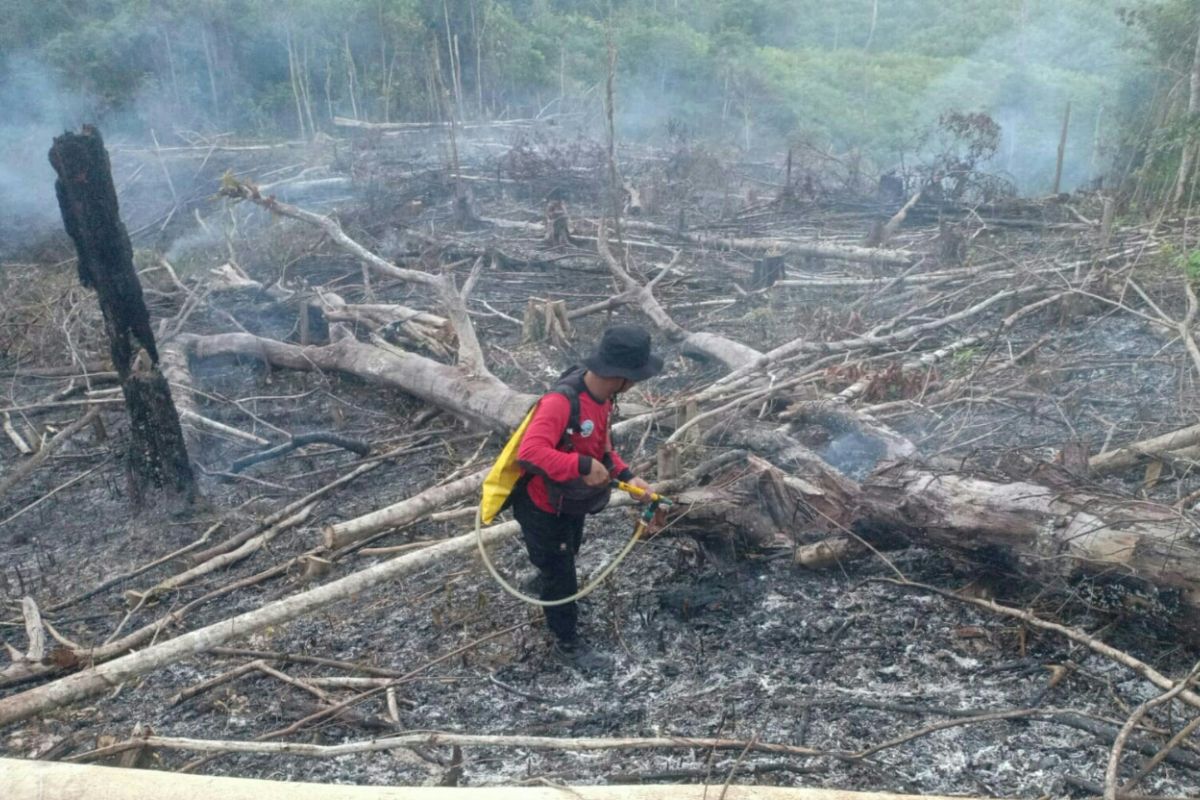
[{"xmin": 2, "ymin": 126, "xmax": 1200, "ymax": 797}]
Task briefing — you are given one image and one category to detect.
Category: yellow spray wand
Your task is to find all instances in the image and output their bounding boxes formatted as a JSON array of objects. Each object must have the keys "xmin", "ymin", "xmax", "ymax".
[{"xmin": 611, "ymin": 480, "xmax": 675, "ymax": 539}]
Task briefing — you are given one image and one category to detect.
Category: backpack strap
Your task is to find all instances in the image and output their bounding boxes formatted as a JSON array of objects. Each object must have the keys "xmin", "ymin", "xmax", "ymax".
[{"xmin": 548, "ymin": 366, "xmax": 586, "ymax": 451}]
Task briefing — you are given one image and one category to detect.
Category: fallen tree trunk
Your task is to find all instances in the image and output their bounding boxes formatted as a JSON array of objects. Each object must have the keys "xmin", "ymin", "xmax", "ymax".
[
  {"xmin": 1, "ymin": 758, "xmax": 992, "ymax": 800},
  {"xmin": 177, "ymin": 333, "xmax": 531, "ymax": 432},
  {"xmin": 859, "ymin": 465, "xmax": 1200, "ymax": 616}
]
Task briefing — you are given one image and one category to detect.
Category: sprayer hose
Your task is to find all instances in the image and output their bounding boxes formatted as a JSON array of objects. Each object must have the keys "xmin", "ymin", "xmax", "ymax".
[{"xmin": 474, "ymin": 503, "xmax": 645, "ymax": 607}]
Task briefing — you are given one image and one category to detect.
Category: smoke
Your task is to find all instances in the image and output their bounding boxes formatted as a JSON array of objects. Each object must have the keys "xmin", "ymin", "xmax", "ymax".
[
  {"xmin": 0, "ymin": 55, "xmax": 92, "ymax": 242},
  {"xmin": 908, "ymin": 3, "xmax": 1137, "ymax": 194}
]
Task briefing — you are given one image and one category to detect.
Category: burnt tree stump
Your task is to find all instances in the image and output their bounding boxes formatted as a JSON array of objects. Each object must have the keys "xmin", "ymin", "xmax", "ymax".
[
  {"xmin": 751, "ymin": 255, "xmax": 786, "ymax": 290},
  {"xmin": 49, "ymin": 126, "xmax": 195, "ymax": 505}
]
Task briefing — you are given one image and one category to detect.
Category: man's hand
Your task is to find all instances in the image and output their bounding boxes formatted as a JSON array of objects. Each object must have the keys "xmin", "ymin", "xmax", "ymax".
[
  {"xmin": 627, "ymin": 476, "xmax": 654, "ymax": 503},
  {"xmin": 583, "ymin": 458, "xmax": 610, "ymax": 487}
]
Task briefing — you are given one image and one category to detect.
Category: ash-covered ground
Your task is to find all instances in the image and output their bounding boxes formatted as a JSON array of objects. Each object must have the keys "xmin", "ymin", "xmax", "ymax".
[{"xmin": 3, "ymin": 129, "xmax": 1200, "ymax": 798}]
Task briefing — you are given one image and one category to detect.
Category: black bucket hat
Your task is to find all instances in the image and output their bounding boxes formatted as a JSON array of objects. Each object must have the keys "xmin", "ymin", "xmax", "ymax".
[{"xmin": 584, "ymin": 325, "xmax": 664, "ymax": 381}]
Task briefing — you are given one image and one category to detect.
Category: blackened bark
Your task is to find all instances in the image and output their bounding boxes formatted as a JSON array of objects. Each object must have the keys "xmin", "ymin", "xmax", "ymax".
[{"xmin": 49, "ymin": 126, "xmax": 195, "ymax": 504}]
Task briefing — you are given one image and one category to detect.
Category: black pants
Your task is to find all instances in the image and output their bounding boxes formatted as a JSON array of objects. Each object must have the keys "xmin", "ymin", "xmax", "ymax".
[{"xmin": 512, "ymin": 487, "xmax": 586, "ymax": 642}]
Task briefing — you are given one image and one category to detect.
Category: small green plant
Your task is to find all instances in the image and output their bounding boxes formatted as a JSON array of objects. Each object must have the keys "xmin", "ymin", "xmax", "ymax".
[
  {"xmin": 952, "ymin": 346, "xmax": 978, "ymax": 365},
  {"xmin": 1174, "ymin": 249, "xmax": 1200, "ymax": 282}
]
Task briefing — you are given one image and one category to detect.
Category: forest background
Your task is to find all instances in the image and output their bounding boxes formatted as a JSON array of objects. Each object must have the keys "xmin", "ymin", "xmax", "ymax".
[{"xmin": 2, "ymin": 0, "xmax": 1200, "ymax": 219}]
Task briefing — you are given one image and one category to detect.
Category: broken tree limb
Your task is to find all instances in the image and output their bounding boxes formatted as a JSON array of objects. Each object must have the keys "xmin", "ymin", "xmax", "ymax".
[
  {"xmin": 230, "ymin": 433, "xmax": 371, "ymax": 473},
  {"xmin": 219, "ymin": 179, "xmax": 490, "ymax": 378},
  {"xmin": 707, "ymin": 287, "xmax": 1037, "ymax": 396},
  {"xmin": 879, "ymin": 190, "xmax": 923, "ymax": 245},
  {"xmin": 885, "ymin": 578, "xmax": 1200, "ymax": 713},
  {"xmin": 191, "ymin": 462, "xmax": 381, "ymax": 565},
  {"xmin": 596, "ymin": 222, "xmax": 760, "ymax": 370},
  {"xmin": 1089, "ymin": 421, "xmax": 1200, "ymax": 475},
  {"xmin": 0, "ymin": 406, "xmax": 100, "ymax": 506},
  {"xmin": 3, "ymin": 413, "xmax": 33, "ymax": 455},
  {"xmin": 0, "ymin": 599, "xmax": 48, "ymax": 685},
  {"xmin": 0, "ymin": 758, "xmax": 996, "ymax": 800},
  {"xmin": 318, "ymin": 294, "xmax": 452, "ymax": 357},
  {"xmin": 619, "ymin": 218, "xmax": 917, "ymax": 266},
  {"xmin": 20, "ymin": 598, "xmax": 45, "ymax": 664},
  {"xmin": 135, "ymin": 503, "xmax": 315, "ymax": 602},
  {"xmin": 324, "ymin": 469, "xmax": 487, "ymax": 549}
]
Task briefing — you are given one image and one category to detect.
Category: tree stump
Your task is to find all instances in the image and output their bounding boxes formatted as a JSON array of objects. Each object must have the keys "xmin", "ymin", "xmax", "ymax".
[
  {"xmin": 49, "ymin": 126, "xmax": 195, "ymax": 505},
  {"xmin": 751, "ymin": 255, "xmax": 786, "ymax": 290},
  {"xmin": 543, "ymin": 189, "xmax": 574, "ymax": 246}
]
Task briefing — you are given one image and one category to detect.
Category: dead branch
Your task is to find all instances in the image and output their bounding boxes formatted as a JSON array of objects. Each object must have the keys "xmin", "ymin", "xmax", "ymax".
[
  {"xmin": 230, "ymin": 433, "xmax": 371, "ymax": 473},
  {"xmin": 1105, "ymin": 660, "xmax": 1200, "ymax": 800},
  {"xmin": 323, "ymin": 469, "xmax": 486, "ymax": 549},
  {"xmin": 883, "ymin": 579, "xmax": 1200, "ymax": 712},
  {"xmin": 596, "ymin": 221, "xmax": 760, "ymax": 369},
  {"xmin": 219, "ymin": 178, "xmax": 490, "ymax": 377},
  {"xmin": 0, "ymin": 519, "xmax": 520, "ymax": 727},
  {"xmin": 0, "ymin": 406, "xmax": 99, "ymax": 506},
  {"xmin": 620, "ymin": 218, "xmax": 917, "ymax": 266},
  {"xmin": 1090, "ymin": 421, "xmax": 1200, "ymax": 475}
]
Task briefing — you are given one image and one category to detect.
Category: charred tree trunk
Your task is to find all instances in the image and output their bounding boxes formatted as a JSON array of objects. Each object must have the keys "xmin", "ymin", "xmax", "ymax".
[{"xmin": 49, "ymin": 126, "xmax": 194, "ymax": 505}]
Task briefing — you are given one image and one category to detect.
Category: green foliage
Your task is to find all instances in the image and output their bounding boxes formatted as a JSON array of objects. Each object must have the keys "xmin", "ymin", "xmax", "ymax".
[
  {"xmin": 1177, "ymin": 249, "xmax": 1200, "ymax": 283},
  {"xmin": 0, "ymin": 0, "xmax": 1156, "ymax": 194}
]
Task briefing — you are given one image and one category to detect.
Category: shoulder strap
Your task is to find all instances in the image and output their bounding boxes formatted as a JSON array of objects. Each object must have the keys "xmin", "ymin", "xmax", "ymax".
[{"xmin": 548, "ymin": 366, "xmax": 586, "ymax": 445}]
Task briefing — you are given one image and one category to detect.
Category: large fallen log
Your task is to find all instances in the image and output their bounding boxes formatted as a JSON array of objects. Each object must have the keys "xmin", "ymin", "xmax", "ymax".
[
  {"xmin": 860, "ymin": 465, "xmax": 1200, "ymax": 616},
  {"xmin": 1, "ymin": 758, "xmax": 993, "ymax": 800},
  {"xmin": 177, "ymin": 332, "xmax": 532, "ymax": 432},
  {"xmin": 758, "ymin": 448, "xmax": 1200, "ymax": 620}
]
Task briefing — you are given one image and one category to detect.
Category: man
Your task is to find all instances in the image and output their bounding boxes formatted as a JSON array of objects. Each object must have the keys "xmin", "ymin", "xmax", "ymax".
[{"xmin": 514, "ymin": 325, "xmax": 663, "ymax": 669}]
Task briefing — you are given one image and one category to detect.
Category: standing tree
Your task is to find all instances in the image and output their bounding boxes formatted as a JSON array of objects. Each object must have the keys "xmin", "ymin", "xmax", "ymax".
[
  {"xmin": 1175, "ymin": 15, "xmax": 1200, "ymax": 208},
  {"xmin": 49, "ymin": 126, "xmax": 195, "ymax": 505}
]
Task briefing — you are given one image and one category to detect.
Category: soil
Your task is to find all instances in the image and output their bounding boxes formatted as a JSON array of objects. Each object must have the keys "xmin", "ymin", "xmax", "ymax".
[{"xmin": 2, "ymin": 126, "xmax": 1199, "ymax": 798}]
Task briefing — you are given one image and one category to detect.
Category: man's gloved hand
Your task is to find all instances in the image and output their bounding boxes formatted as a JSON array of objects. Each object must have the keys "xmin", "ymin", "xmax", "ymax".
[{"xmin": 627, "ymin": 476, "xmax": 654, "ymax": 503}]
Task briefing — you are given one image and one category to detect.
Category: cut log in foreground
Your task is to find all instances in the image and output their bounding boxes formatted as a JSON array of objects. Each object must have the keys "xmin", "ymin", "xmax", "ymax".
[{"xmin": 0, "ymin": 758, "xmax": 995, "ymax": 800}]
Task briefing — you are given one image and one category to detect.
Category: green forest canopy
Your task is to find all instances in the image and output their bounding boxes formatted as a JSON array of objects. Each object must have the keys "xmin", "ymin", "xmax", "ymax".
[{"xmin": 0, "ymin": 1, "xmax": 1196, "ymax": 195}]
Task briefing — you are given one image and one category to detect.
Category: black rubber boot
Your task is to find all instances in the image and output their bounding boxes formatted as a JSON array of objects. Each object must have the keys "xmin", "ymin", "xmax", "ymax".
[
  {"xmin": 520, "ymin": 570, "xmax": 544, "ymax": 597},
  {"xmin": 552, "ymin": 638, "xmax": 612, "ymax": 672}
]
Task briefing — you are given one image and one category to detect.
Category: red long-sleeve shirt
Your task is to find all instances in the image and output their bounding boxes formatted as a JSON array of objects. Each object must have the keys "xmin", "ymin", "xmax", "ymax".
[{"xmin": 517, "ymin": 389, "xmax": 631, "ymax": 514}]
